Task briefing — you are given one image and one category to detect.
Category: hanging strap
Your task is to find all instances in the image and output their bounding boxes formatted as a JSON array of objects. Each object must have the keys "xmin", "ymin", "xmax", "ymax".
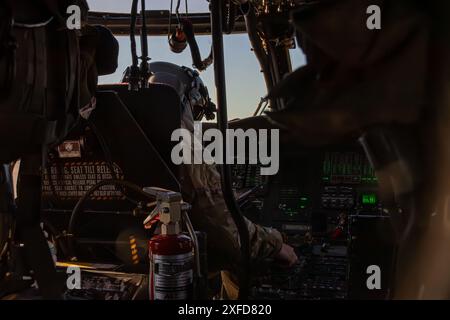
[
  {"xmin": 15, "ymin": 154, "xmax": 63, "ymax": 299},
  {"xmin": 0, "ymin": 2, "xmax": 16, "ymax": 100},
  {"xmin": 40, "ymin": 0, "xmax": 67, "ymax": 27}
]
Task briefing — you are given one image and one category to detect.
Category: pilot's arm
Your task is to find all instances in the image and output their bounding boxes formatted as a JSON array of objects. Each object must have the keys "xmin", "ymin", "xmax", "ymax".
[{"xmin": 181, "ymin": 161, "xmax": 297, "ymax": 274}]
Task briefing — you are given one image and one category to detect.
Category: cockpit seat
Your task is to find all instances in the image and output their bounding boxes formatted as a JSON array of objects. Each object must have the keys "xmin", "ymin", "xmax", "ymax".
[
  {"xmin": 41, "ymin": 89, "xmax": 182, "ymax": 264},
  {"xmin": 98, "ymin": 83, "xmax": 182, "ymax": 173}
]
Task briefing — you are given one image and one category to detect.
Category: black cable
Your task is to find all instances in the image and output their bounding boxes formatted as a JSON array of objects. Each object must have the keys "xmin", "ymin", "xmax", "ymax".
[
  {"xmin": 67, "ymin": 179, "xmax": 155, "ymax": 260},
  {"xmin": 140, "ymin": 0, "xmax": 149, "ymax": 61},
  {"xmin": 210, "ymin": 0, "xmax": 250, "ymax": 299},
  {"xmin": 168, "ymin": 0, "xmax": 174, "ymax": 43},
  {"xmin": 182, "ymin": 20, "xmax": 213, "ymax": 71},
  {"xmin": 175, "ymin": 0, "xmax": 182, "ymax": 24},
  {"xmin": 0, "ymin": 2, "xmax": 15, "ymax": 101},
  {"xmin": 130, "ymin": 0, "xmax": 139, "ymax": 68},
  {"xmin": 222, "ymin": 0, "xmax": 237, "ymax": 34},
  {"xmin": 129, "ymin": 0, "xmax": 140, "ymax": 90},
  {"xmin": 139, "ymin": 0, "xmax": 150, "ymax": 87}
]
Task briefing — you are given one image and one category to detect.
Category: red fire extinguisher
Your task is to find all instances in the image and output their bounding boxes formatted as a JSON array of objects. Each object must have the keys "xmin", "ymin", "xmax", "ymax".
[
  {"xmin": 149, "ymin": 233, "xmax": 193, "ymax": 300},
  {"xmin": 143, "ymin": 187, "xmax": 196, "ymax": 300}
]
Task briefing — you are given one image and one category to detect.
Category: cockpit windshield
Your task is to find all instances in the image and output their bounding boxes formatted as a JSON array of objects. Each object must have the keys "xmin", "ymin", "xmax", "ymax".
[{"xmin": 89, "ymin": 0, "xmax": 305, "ymax": 119}]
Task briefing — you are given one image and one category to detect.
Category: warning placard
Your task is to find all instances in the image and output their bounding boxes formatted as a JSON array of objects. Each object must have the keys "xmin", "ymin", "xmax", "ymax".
[{"xmin": 42, "ymin": 161, "xmax": 125, "ymax": 200}]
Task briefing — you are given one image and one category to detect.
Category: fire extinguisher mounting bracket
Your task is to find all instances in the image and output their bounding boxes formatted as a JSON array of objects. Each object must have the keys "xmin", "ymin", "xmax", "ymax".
[{"xmin": 142, "ymin": 187, "xmax": 191, "ymax": 235}]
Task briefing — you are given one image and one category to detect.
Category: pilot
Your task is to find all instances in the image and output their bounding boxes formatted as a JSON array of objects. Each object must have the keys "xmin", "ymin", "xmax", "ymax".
[{"xmin": 147, "ymin": 62, "xmax": 298, "ymax": 299}]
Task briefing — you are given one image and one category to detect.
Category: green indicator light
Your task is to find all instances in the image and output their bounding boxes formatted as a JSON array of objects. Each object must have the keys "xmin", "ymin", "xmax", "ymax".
[
  {"xmin": 298, "ymin": 196, "xmax": 308, "ymax": 210},
  {"xmin": 362, "ymin": 194, "xmax": 377, "ymax": 205}
]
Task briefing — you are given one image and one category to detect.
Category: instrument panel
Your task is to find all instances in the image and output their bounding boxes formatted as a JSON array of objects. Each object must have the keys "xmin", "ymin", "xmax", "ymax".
[
  {"xmin": 234, "ymin": 147, "xmax": 382, "ymax": 232},
  {"xmin": 232, "ymin": 145, "xmax": 395, "ymax": 300},
  {"xmin": 40, "ymin": 128, "xmax": 396, "ymax": 300}
]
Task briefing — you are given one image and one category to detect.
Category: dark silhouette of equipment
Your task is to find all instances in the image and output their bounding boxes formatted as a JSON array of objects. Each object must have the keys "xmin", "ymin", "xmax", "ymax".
[
  {"xmin": 167, "ymin": 0, "xmax": 213, "ymax": 72},
  {"xmin": 181, "ymin": 19, "xmax": 213, "ymax": 71}
]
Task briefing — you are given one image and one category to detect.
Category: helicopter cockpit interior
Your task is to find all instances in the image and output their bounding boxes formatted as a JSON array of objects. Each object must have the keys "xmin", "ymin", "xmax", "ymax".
[{"xmin": 1, "ymin": 0, "xmax": 450, "ymax": 302}]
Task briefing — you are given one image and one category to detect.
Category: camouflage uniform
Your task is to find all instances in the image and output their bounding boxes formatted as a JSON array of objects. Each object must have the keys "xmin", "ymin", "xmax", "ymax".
[
  {"xmin": 176, "ymin": 121, "xmax": 282, "ymax": 299},
  {"xmin": 180, "ymin": 161, "xmax": 282, "ymax": 298},
  {"xmin": 148, "ymin": 64, "xmax": 283, "ymax": 282},
  {"xmin": 181, "ymin": 162, "xmax": 283, "ymax": 273}
]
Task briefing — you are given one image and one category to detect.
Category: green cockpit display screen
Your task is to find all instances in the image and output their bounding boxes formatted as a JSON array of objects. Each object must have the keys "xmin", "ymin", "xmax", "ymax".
[{"xmin": 361, "ymin": 193, "xmax": 377, "ymax": 205}]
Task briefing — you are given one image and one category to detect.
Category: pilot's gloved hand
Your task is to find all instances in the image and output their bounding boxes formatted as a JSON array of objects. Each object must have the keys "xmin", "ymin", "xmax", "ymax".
[{"xmin": 274, "ymin": 243, "xmax": 298, "ymax": 267}]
